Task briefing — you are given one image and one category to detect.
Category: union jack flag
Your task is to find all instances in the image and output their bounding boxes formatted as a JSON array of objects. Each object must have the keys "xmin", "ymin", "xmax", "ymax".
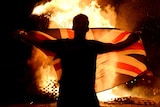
[{"xmin": 27, "ymin": 28, "xmax": 148, "ymax": 92}]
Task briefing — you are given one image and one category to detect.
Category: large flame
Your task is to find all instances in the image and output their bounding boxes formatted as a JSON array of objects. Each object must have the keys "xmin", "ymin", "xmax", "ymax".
[
  {"xmin": 30, "ymin": 0, "xmax": 120, "ymax": 101},
  {"xmin": 32, "ymin": 0, "xmax": 116, "ymax": 28}
]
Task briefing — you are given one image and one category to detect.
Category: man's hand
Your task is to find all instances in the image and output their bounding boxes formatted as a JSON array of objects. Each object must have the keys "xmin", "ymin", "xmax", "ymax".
[
  {"xmin": 13, "ymin": 30, "xmax": 46, "ymax": 47},
  {"xmin": 12, "ymin": 29, "xmax": 27, "ymax": 39}
]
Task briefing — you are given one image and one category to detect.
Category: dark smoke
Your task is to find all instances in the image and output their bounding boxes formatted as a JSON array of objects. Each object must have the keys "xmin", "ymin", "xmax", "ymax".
[{"xmin": 97, "ymin": 0, "xmax": 160, "ymax": 31}]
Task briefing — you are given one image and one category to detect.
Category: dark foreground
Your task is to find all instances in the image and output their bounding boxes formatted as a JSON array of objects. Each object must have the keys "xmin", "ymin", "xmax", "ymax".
[
  {"xmin": 2, "ymin": 96, "xmax": 160, "ymax": 107},
  {"xmin": 1, "ymin": 103, "xmax": 160, "ymax": 107}
]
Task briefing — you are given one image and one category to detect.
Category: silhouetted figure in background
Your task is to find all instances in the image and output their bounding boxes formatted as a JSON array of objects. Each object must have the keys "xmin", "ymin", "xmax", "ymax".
[{"xmin": 15, "ymin": 14, "xmax": 140, "ymax": 107}]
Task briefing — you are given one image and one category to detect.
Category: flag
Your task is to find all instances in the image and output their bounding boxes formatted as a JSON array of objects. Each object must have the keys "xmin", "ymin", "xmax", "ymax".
[{"xmin": 27, "ymin": 28, "xmax": 148, "ymax": 92}]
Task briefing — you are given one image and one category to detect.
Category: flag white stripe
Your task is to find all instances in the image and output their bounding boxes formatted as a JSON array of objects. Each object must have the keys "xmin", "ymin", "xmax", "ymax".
[{"xmin": 60, "ymin": 29, "xmax": 70, "ymax": 39}]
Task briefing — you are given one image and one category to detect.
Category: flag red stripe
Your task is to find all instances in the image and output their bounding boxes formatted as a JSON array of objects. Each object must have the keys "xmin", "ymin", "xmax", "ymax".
[
  {"xmin": 67, "ymin": 29, "xmax": 74, "ymax": 39},
  {"xmin": 116, "ymin": 62, "xmax": 142, "ymax": 74},
  {"xmin": 35, "ymin": 33, "xmax": 49, "ymax": 40},
  {"xmin": 112, "ymin": 31, "xmax": 130, "ymax": 43}
]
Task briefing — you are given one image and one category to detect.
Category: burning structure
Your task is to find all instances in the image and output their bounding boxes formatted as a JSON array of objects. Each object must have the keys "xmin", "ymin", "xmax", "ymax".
[{"xmin": 3, "ymin": 0, "xmax": 160, "ymax": 106}]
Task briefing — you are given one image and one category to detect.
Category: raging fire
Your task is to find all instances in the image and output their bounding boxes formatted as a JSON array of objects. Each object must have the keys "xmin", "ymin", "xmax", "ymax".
[
  {"xmin": 32, "ymin": 0, "xmax": 116, "ymax": 28},
  {"xmin": 29, "ymin": 0, "xmax": 136, "ymax": 102}
]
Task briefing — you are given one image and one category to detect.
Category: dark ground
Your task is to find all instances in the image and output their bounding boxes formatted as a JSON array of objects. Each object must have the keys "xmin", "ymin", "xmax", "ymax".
[{"xmin": 1, "ymin": 96, "xmax": 160, "ymax": 107}]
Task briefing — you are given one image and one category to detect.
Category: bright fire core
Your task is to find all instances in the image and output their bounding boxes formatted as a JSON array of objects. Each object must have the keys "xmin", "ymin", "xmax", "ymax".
[{"xmin": 32, "ymin": 0, "xmax": 116, "ymax": 28}]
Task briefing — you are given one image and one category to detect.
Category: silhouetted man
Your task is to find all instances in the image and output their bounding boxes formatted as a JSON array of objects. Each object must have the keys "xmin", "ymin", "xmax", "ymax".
[{"xmin": 15, "ymin": 14, "xmax": 140, "ymax": 107}]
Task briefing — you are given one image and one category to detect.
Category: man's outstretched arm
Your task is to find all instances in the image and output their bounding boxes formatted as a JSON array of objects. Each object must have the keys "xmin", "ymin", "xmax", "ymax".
[
  {"xmin": 13, "ymin": 29, "xmax": 51, "ymax": 48},
  {"xmin": 113, "ymin": 31, "xmax": 141, "ymax": 50},
  {"xmin": 98, "ymin": 31, "xmax": 141, "ymax": 54}
]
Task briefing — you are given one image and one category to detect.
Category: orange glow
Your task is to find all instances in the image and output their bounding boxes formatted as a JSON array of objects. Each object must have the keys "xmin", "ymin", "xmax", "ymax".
[
  {"xmin": 27, "ymin": 46, "xmax": 60, "ymax": 98},
  {"xmin": 30, "ymin": 0, "xmax": 124, "ymax": 102}
]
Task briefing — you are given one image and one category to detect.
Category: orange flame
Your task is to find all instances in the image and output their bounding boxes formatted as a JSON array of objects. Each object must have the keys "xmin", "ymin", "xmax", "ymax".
[{"xmin": 32, "ymin": 0, "xmax": 116, "ymax": 28}]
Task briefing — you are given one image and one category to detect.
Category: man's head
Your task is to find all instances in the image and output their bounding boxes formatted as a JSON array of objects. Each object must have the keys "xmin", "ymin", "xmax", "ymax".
[{"xmin": 72, "ymin": 14, "xmax": 89, "ymax": 33}]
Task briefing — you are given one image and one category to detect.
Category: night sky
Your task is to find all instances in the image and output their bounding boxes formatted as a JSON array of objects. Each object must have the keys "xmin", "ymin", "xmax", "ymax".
[{"xmin": 1, "ymin": 0, "xmax": 160, "ymax": 104}]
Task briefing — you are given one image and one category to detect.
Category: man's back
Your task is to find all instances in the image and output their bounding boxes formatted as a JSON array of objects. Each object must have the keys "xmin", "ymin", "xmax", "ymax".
[
  {"xmin": 52, "ymin": 39, "xmax": 100, "ymax": 107},
  {"xmin": 43, "ymin": 39, "xmax": 104, "ymax": 86}
]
